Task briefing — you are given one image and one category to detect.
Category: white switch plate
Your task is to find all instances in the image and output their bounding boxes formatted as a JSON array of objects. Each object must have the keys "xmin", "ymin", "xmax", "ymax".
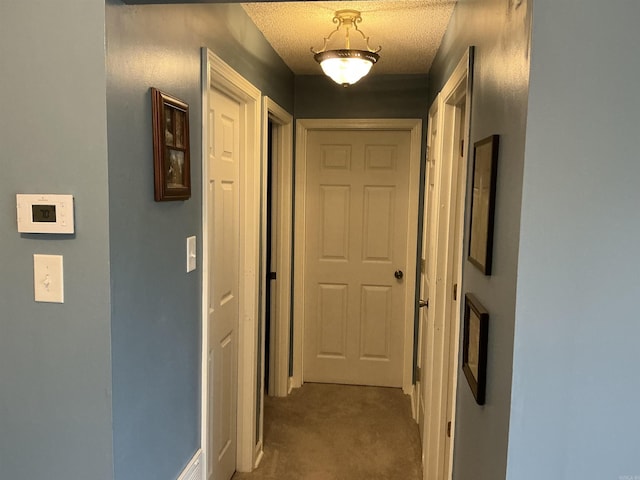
[
  {"xmin": 34, "ymin": 254, "xmax": 64, "ymax": 303},
  {"xmin": 186, "ymin": 236, "xmax": 196, "ymax": 273}
]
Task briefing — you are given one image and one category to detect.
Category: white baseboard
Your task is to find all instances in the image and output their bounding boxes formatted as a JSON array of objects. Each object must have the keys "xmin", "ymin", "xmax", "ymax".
[
  {"xmin": 254, "ymin": 447, "xmax": 264, "ymax": 469},
  {"xmin": 177, "ymin": 449, "xmax": 202, "ymax": 480},
  {"xmin": 409, "ymin": 385, "xmax": 419, "ymax": 421}
]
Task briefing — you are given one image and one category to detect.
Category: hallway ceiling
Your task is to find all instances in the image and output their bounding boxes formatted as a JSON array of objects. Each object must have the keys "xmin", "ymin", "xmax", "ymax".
[{"xmin": 241, "ymin": 1, "xmax": 457, "ymax": 75}]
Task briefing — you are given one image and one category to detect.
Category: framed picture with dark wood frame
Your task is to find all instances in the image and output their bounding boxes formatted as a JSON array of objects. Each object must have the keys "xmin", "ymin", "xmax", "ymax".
[
  {"xmin": 468, "ymin": 134, "xmax": 499, "ymax": 274},
  {"xmin": 462, "ymin": 293, "xmax": 489, "ymax": 405},
  {"xmin": 151, "ymin": 88, "xmax": 191, "ymax": 201}
]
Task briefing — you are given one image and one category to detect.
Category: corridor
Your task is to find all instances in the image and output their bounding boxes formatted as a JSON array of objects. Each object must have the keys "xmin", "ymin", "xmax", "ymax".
[{"xmin": 233, "ymin": 383, "xmax": 422, "ymax": 480}]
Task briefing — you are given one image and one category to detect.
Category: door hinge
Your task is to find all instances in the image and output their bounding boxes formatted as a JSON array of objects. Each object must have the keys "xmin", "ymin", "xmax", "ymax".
[
  {"xmin": 453, "ymin": 283, "xmax": 458, "ymax": 301},
  {"xmin": 416, "ymin": 366, "xmax": 421, "ymax": 379},
  {"xmin": 460, "ymin": 139, "xmax": 464, "ymax": 156},
  {"xmin": 447, "ymin": 420, "xmax": 452, "ymax": 438}
]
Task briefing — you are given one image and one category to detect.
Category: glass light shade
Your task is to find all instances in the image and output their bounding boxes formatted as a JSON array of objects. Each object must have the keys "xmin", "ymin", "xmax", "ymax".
[
  {"xmin": 314, "ymin": 49, "xmax": 379, "ymax": 87},
  {"xmin": 320, "ymin": 57, "xmax": 373, "ymax": 86}
]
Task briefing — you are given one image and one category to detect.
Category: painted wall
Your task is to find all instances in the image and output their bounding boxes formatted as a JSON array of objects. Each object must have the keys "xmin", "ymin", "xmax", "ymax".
[
  {"xmin": 105, "ymin": 2, "xmax": 293, "ymax": 479},
  {"xmin": 295, "ymin": 74, "xmax": 429, "ymax": 120},
  {"xmin": 0, "ymin": 1, "xmax": 114, "ymax": 479},
  {"xmin": 507, "ymin": 2, "xmax": 640, "ymax": 479},
  {"xmin": 428, "ymin": 1, "xmax": 532, "ymax": 479}
]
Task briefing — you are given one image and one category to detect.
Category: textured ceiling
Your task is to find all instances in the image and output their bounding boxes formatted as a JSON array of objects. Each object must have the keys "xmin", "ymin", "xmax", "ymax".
[{"xmin": 242, "ymin": 1, "xmax": 457, "ymax": 76}]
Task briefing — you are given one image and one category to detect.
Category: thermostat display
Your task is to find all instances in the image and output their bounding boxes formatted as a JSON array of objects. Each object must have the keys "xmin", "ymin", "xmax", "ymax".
[
  {"xmin": 17, "ymin": 194, "xmax": 74, "ymax": 234},
  {"xmin": 32, "ymin": 205, "xmax": 57, "ymax": 223}
]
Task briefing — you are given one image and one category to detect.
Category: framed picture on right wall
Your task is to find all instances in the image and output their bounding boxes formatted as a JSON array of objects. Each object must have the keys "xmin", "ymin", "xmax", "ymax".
[
  {"xmin": 468, "ymin": 134, "xmax": 499, "ymax": 274},
  {"xmin": 462, "ymin": 293, "xmax": 489, "ymax": 405}
]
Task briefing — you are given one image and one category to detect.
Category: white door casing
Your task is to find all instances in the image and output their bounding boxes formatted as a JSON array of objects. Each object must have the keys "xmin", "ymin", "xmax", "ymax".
[
  {"xmin": 421, "ymin": 48, "xmax": 473, "ymax": 480},
  {"xmin": 255, "ymin": 97, "xmax": 293, "ymax": 462},
  {"xmin": 201, "ymin": 50, "xmax": 262, "ymax": 478},
  {"xmin": 442, "ymin": 89, "xmax": 467, "ymax": 478},
  {"xmin": 303, "ymin": 129, "xmax": 411, "ymax": 387},
  {"xmin": 293, "ymin": 119, "xmax": 422, "ymax": 394},
  {"xmin": 260, "ymin": 97, "xmax": 293, "ymax": 401}
]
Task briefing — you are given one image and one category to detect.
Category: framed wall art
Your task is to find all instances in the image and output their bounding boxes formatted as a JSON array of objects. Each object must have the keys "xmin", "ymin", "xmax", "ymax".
[
  {"xmin": 462, "ymin": 293, "xmax": 489, "ymax": 405},
  {"xmin": 151, "ymin": 88, "xmax": 191, "ymax": 201},
  {"xmin": 468, "ymin": 134, "xmax": 499, "ymax": 274}
]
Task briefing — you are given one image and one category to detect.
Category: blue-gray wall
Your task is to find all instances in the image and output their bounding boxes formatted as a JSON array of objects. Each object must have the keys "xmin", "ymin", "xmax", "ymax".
[
  {"xmin": 295, "ymin": 74, "xmax": 429, "ymax": 120},
  {"xmin": 6, "ymin": 2, "xmax": 639, "ymax": 479},
  {"xmin": 0, "ymin": 1, "xmax": 114, "ymax": 479},
  {"xmin": 105, "ymin": 2, "xmax": 293, "ymax": 479},
  {"xmin": 428, "ymin": 1, "xmax": 532, "ymax": 479},
  {"xmin": 507, "ymin": 2, "xmax": 640, "ymax": 479}
]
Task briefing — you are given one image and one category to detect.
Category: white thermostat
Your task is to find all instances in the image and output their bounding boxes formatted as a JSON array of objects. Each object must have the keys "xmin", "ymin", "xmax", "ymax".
[{"xmin": 16, "ymin": 194, "xmax": 75, "ymax": 234}]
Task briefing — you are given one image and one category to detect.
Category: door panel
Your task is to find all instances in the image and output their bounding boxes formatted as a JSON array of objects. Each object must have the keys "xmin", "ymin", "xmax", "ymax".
[
  {"xmin": 363, "ymin": 187, "xmax": 394, "ymax": 261},
  {"xmin": 303, "ymin": 129, "xmax": 410, "ymax": 387},
  {"xmin": 317, "ymin": 283, "xmax": 348, "ymax": 357},
  {"xmin": 208, "ymin": 88, "xmax": 240, "ymax": 480},
  {"xmin": 360, "ymin": 285, "xmax": 392, "ymax": 359},
  {"xmin": 319, "ymin": 185, "xmax": 350, "ymax": 259}
]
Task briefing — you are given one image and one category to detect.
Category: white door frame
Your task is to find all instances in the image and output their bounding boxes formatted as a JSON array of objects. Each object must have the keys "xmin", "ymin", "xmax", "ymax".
[
  {"xmin": 415, "ymin": 94, "xmax": 441, "ymax": 432},
  {"xmin": 201, "ymin": 49, "xmax": 262, "ymax": 475},
  {"xmin": 261, "ymin": 98, "xmax": 294, "ymax": 400},
  {"xmin": 422, "ymin": 47, "xmax": 473, "ymax": 480},
  {"xmin": 292, "ymin": 118, "xmax": 422, "ymax": 394}
]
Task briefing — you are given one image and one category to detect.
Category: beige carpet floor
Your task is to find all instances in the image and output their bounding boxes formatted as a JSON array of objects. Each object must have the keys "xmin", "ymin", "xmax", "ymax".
[{"xmin": 232, "ymin": 383, "xmax": 422, "ymax": 480}]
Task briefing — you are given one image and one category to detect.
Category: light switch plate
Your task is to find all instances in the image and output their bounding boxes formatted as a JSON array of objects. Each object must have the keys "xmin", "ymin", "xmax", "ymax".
[
  {"xmin": 34, "ymin": 254, "xmax": 64, "ymax": 303},
  {"xmin": 186, "ymin": 236, "xmax": 196, "ymax": 273}
]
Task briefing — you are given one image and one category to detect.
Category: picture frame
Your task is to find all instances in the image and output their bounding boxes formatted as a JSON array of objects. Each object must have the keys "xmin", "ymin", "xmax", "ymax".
[
  {"xmin": 462, "ymin": 293, "xmax": 489, "ymax": 405},
  {"xmin": 468, "ymin": 134, "xmax": 499, "ymax": 274},
  {"xmin": 151, "ymin": 88, "xmax": 191, "ymax": 201}
]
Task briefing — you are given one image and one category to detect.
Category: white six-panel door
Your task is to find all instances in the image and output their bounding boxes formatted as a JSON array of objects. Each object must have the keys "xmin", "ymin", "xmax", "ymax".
[
  {"xmin": 207, "ymin": 87, "xmax": 241, "ymax": 480},
  {"xmin": 303, "ymin": 129, "xmax": 411, "ymax": 387},
  {"xmin": 417, "ymin": 96, "xmax": 441, "ymax": 443}
]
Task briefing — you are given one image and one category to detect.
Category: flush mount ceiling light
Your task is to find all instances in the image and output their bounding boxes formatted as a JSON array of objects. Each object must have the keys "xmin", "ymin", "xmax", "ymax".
[{"xmin": 311, "ymin": 9, "xmax": 381, "ymax": 87}]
